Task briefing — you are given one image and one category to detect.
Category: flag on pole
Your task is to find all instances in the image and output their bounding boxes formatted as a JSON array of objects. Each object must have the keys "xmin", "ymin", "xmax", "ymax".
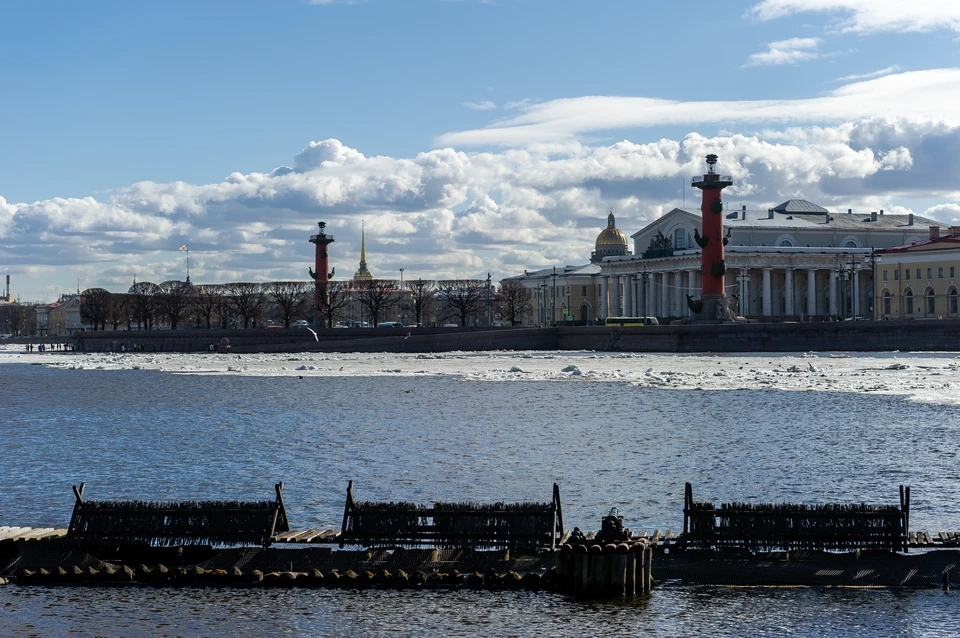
[{"xmin": 179, "ymin": 245, "xmax": 188, "ymax": 252}]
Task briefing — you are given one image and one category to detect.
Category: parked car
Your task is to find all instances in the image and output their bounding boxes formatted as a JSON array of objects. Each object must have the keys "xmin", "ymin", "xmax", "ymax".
[
  {"xmin": 292, "ymin": 320, "xmax": 310, "ymax": 328},
  {"xmin": 377, "ymin": 321, "xmax": 403, "ymax": 328}
]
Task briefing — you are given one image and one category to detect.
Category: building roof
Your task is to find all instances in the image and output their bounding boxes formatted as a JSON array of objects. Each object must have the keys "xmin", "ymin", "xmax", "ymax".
[
  {"xmin": 771, "ymin": 199, "xmax": 829, "ymax": 214},
  {"xmin": 669, "ymin": 208, "xmax": 939, "ymax": 232},
  {"xmin": 878, "ymin": 233, "xmax": 960, "ymax": 254},
  {"xmin": 502, "ymin": 263, "xmax": 600, "ymax": 282}
]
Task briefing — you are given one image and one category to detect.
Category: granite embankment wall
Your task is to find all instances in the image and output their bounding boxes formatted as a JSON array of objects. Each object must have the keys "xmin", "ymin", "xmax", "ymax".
[
  {"xmin": 558, "ymin": 319, "xmax": 960, "ymax": 353},
  {"xmin": 73, "ymin": 327, "xmax": 559, "ymax": 354},
  {"xmin": 72, "ymin": 320, "xmax": 960, "ymax": 354}
]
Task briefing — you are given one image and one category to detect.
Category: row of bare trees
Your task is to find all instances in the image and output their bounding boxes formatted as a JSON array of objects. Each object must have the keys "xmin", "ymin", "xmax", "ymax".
[
  {"xmin": 76, "ymin": 278, "xmax": 533, "ymax": 331},
  {"xmin": 79, "ymin": 281, "xmax": 315, "ymax": 331}
]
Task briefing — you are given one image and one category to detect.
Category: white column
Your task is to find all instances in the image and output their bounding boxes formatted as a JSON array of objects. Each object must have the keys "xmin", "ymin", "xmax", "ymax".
[
  {"xmin": 784, "ymin": 268, "xmax": 794, "ymax": 317},
  {"xmin": 807, "ymin": 270, "xmax": 817, "ymax": 318},
  {"xmin": 610, "ymin": 275, "xmax": 623, "ymax": 317},
  {"xmin": 737, "ymin": 268, "xmax": 750, "ymax": 317},
  {"xmin": 660, "ymin": 272, "xmax": 669, "ymax": 318},
  {"xmin": 673, "ymin": 271, "xmax": 682, "ymax": 316},
  {"xmin": 645, "ymin": 275, "xmax": 653, "ymax": 317},
  {"xmin": 623, "ymin": 275, "xmax": 634, "ymax": 317},
  {"xmin": 762, "ymin": 268, "xmax": 772, "ymax": 317},
  {"xmin": 852, "ymin": 270, "xmax": 860, "ymax": 319},
  {"xmin": 829, "ymin": 272, "xmax": 838, "ymax": 317},
  {"xmin": 600, "ymin": 278, "xmax": 608, "ymax": 321}
]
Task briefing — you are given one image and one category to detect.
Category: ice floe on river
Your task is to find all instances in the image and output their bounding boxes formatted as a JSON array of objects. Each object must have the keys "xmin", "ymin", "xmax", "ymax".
[{"xmin": 2, "ymin": 345, "xmax": 960, "ymax": 406}]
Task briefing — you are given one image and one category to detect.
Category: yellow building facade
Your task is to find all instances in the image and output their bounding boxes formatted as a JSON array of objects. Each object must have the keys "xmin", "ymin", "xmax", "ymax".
[{"xmin": 875, "ymin": 228, "xmax": 960, "ymax": 319}]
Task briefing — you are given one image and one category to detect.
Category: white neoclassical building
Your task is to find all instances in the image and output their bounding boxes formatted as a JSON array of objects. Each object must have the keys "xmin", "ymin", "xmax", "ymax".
[{"xmin": 600, "ymin": 200, "xmax": 938, "ymax": 321}]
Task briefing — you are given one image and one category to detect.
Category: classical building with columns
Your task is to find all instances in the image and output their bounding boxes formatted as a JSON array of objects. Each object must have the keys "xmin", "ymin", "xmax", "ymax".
[
  {"xmin": 610, "ymin": 201, "xmax": 938, "ymax": 321},
  {"xmin": 505, "ymin": 200, "xmax": 943, "ymax": 324}
]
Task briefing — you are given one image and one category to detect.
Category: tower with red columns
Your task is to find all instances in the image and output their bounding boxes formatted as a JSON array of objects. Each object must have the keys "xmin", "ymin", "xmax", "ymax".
[
  {"xmin": 309, "ymin": 221, "xmax": 335, "ymax": 327},
  {"xmin": 690, "ymin": 154, "xmax": 735, "ymax": 320}
]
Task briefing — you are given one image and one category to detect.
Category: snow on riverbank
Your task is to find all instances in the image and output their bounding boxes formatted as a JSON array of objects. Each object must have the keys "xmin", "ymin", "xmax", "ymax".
[{"xmin": 3, "ymin": 345, "xmax": 959, "ymax": 406}]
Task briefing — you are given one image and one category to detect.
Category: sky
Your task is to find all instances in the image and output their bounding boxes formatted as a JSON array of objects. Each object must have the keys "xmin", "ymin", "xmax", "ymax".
[{"xmin": 2, "ymin": 0, "xmax": 960, "ymax": 303}]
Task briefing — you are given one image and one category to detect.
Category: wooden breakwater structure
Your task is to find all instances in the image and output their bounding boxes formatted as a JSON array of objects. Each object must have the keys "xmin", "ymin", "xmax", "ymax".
[
  {"xmin": 1, "ymin": 482, "xmax": 606, "ymax": 596},
  {"xmin": 4, "ymin": 480, "xmax": 960, "ymax": 591},
  {"xmin": 683, "ymin": 483, "xmax": 910, "ymax": 553}
]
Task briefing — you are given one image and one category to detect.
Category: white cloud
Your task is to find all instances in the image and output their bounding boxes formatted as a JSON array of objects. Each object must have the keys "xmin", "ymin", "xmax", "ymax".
[
  {"xmin": 743, "ymin": 37, "xmax": 820, "ymax": 67},
  {"xmin": 749, "ymin": 0, "xmax": 960, "ymax": 34},
  {"xmin": 5, "ymin": 118, "xmax": 960, "ymax": 300},
  {"xmin": 835, "ymin": 65, "xmax": 901, "ymax": 82},
  {"xmin": 462, "ymin": 101, "xmax": 497, "ymax": 111},
  {"xmin": 438, "ymin": 69, "xmax": 960, "ymax": 147}
]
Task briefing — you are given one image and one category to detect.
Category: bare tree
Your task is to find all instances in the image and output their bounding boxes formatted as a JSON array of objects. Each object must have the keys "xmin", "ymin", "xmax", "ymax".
[
  {"xmin": 497, "ymin": 281, "xmax": 531, "ymax": 326},
  {"xmin": 405, "ymin": 278, "xmax": 435, "ymax": 326},
  {"xmin": 108, "ymin": 293, "xmax": 132, "ymax": 330},
  {"xmin": 214, "ymin": 287, "xmax": 235, "ymax": 328},
  {"xmin": 435, "ymin": 279, "xmax": 487, "ymax": 326},
  {"xmin": 80, "ymin": 288, "xmax": 112, "ymax": 330},
  {"xmin": 225, "ymin": 282, "xmax": 267, "ymax": 328},
  {"xmin": 356, "ymin": 278, "xmax": 397, "ymax": 326},
  {"xmin": 157, "ymin": 280, "xmax": 194, "ymax": 330},
  {"xmin": 268, "ymin": 281, "xmax": 311, "ymax": 328},
  {"xmin": 0, "ymin": 303, "xmax": 32, "ymax": 336},
  {"xmin": 129, "ymin": 282, "xmax": 160, "ymax": 329},
  {"xmin": 317, "ymin": 280, "xmax": 352, "ymax": 328},
  {"xmin": 192, "ymin": 284, "xmax": 222, "ymax": 329}
]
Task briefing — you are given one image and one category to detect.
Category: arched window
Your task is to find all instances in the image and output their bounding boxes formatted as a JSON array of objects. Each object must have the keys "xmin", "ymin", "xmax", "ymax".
[
  {"xmin": 844, "ymin": 240, "xmax": 858, "ymax": 248},
  {"xmin": 778, "ymin": 239, "xmax": 793, "ymax": 247},
  {"xmin": 580, "ymin": 304, "xmax": 589, "ymax": 323},
  {"xmin": 950, "ymin": 289, "xmax": 959, "ymax": 314},
  {"xmin": 927, "ymin": 289, "xmax": 936, "ymax": 315},
  {"xmin": 883, "ymin": 291, "xmax": 891, "ymax": 316},
  {"xmin": 905, "ymin": 291, "xmax": 914, "ymax": 314},
  {"xmin": 674, "ymin": 228, "xmax": 687, "ymax": 250}
]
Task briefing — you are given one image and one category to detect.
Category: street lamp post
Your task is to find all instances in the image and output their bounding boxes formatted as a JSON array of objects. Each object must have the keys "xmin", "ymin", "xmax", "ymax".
[
  {"xmin": 551, "ymin": 267, "xmax": 558, "ymax": 326},
  {"xmin": 486, "ymin": 273, "xmax": 492, "ymax": 327},
  {"xmin": 870, "ymin": 249, "xmax": 882, "ymax": 320},
  {"xmin": 399, "ymin": 268, "xmax": 404, "ymax": 324}
]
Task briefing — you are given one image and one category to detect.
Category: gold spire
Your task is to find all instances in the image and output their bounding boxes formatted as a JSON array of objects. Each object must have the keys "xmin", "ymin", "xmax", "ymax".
[{"xmin": 354, "ymin": 219, "xmax": 373, "ymax": 281}]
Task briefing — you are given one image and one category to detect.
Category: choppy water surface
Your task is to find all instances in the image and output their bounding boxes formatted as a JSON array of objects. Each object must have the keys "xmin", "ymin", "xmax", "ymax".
[{"xmin": 2, "ymin": 356, "xmax": 960, "ymax": 637}]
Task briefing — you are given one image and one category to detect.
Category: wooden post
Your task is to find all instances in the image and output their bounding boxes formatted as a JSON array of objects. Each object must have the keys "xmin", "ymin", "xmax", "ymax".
[
  {"xmin": 339, "ymin": 481, "xmax": 353, "ymax": 549},
  {"xmin": 626, "ymin": 548, "xmax": 637, "ymax": 595},
  {"xmin": 643, "ymin": 545, "xmax": 653, "ymax": 591},
  {"xmin": 611, "ymin": 547, "xmax": 627, "ymax": 596}
]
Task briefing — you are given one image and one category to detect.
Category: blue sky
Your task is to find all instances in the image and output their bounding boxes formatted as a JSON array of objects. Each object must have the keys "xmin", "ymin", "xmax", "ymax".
[{"xmin": 2, "ymin": 0, "xmax": 960, "ymax": 301}]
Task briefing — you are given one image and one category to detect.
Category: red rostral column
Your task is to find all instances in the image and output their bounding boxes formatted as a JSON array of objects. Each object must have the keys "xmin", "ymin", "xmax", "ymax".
[
  {"xmin": 692, "ymin": 154, "xmax": 733, "ymax": 319},
  {"xmin": 309, "ymin": 221, "xmax": 335, "ymax": 326}
]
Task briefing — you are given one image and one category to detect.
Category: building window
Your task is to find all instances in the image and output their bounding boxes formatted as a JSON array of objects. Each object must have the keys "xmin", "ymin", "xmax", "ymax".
[
  {"xmin": 951, "ymin": 290, "xmax": 958, "ymax": 314},
  {"xmin": 952, "ymin": 267, "xmax": 956, "ymax": 278},
  {"xmin": 917, "ymin": 269, "xmax": 922, "ymax": 280},
  {"xmin": 674, "ymin": 229, "xmax": 687, "ymax": 250},
  {"xmin": 894, "ymin": 270, "xmax": 899, "ymax": 281},
  {"xmin": 581, "ymin": 285, "xmax": 587, "ymax": 296},
  {"xmin": 928, "ymin": 291, "xmax": 936, "ymax": 314},
  {"xmin": 844, "ymin": 240, "xmax": 857, "ymax": 248},
  {"xmin": 905, "ymin": 291, "xmax": 914, "ymax": 314},
  {"xmin": 939, "ymin": 267, "xmax": 944, "ymax": 278},
  {"xmin": 778, "ymin": 239, "xmax": 793, "ymax": 247},
  {"xmin": 927, "ymin": 268, "xmax": 933, "ymax": 280},
  {"xmin": 883, "ymin": 270, "xmax": 888, "ymax": 281},
  {"xmin": 905, "ymin": 269, "xmax": 910, "ymax": 280},
  {"xmin": 883, "ymin": 292, "xmax": 891, "ymax": 316}
]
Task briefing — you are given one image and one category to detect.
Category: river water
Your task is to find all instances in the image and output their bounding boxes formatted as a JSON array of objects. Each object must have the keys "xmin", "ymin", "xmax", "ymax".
[{"xmin": 1, "ymin": 350, "xmax": 959, "ymax": 637}]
